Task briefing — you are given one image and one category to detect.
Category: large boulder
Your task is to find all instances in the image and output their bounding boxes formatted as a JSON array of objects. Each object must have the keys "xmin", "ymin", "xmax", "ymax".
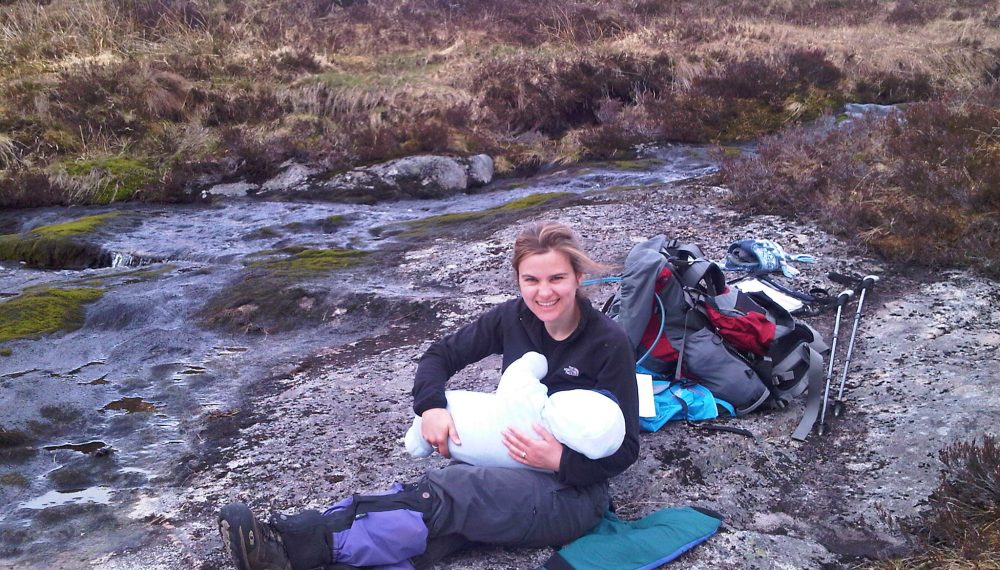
[
  {"xmin": 261, "ymin": 162, "xmax": 320, "ymax": 193},
  {"xmin": 370, "ymin": 155, "xmax": 468, "ymax": 198},
  {"xmin": 459, "ymin": 154, "xmax": 494, "ymax": 188},
  {"xmin": 206, "ymin": 155, "xmax": 495, "ymax": 203},
  {"xmin": 303, "ymin": 155, "xmax": 494, "ymax": 203}
]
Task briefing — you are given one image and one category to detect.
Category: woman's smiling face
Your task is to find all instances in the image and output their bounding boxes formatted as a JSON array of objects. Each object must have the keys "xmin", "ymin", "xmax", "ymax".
[{"xmin": 517, "ymin": 249, "xmax": 583, "ymax": 335}]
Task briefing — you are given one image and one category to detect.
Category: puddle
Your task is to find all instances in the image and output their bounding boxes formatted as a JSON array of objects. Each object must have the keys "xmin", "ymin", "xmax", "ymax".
[
  {"xmin": 101, "ymin": 397, "xmax": 157, "ymax": 413},
  {"xmin": 43, "ymin": 441, "xmax": 108, "ymax": 454},
  {"xmin": 19, "ymin": 486, "xmax": 114, "ymax": 510}
]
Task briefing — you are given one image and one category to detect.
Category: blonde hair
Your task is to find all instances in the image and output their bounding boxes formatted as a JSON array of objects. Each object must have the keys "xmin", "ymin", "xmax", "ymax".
[{"xmin": 512, "ymin": 221, "xmax": 608, "ymax": 276}]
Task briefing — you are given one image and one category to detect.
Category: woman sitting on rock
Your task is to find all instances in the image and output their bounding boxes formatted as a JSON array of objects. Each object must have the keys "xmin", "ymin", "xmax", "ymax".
[{"xmin": 218, "ymin": 220, "xmax": 640, "ymax": 570}]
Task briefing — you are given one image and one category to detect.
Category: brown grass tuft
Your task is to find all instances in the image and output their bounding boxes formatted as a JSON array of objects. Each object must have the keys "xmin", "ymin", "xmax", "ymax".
[{"xmin": 1, "ymin": 0, "xmax": 999, "ymax": 205}]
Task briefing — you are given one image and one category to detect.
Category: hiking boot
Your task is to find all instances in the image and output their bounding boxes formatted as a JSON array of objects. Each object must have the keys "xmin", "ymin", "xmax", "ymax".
[{"xmin": 218, "ymin": 503, "xmax": 292, "ymax": 570}]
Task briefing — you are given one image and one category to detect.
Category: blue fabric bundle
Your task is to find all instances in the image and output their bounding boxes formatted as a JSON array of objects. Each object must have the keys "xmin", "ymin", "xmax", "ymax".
[
  {"xmin": 723, "ymin": 239, "xmax": 815, "ymax": 278},
  {"xmin": 638, "ymin": 379, "xmax": 735, "ymax": 433}
]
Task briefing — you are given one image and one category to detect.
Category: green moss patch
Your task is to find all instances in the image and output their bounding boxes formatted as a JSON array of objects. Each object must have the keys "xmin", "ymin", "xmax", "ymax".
[
  {"xmin": 243, "ymin": 226, "xmax": 282, "ymax": 240},
  {"xmin": 0, "ymin": 234, "xmax": 107, "ymax": 269},
  {"xmin": 0, "ymin": 213, "xmax": 117, "ymax": 269},
  {"xmin": 0, "ymin": 288, "xmax": 104, "ymax": 342},
  {"xmin": 117, "ymin": 264, "xmax": 175, "ymax": 284},
  {"xmin": 0, "ymin": 473, "xmax": 29, "ymax": 487},
  {"xmin": 27, "ymin": 213, "xmax": 118, "ymax": 238},
  {"xmin": 0, "ymin": 348, "xmax": 11, "ymax": 356},
  {"xmin": 203, "ymin": 247, "xmax": 367, "ymax": 332},
  {"xmin": 400, "ymin": 192, "xmax": 572, "ymax": 234},
  {"xmin": 322, "ymin": 215, "xmax": 349, "ymax": 232},
  {"xmin": 248, "ymin": 248, "xmax": 367, "ymax": 273},
  {"xmin": 608, "ymin": 159, "xmax": 665, "ymax": 170}
]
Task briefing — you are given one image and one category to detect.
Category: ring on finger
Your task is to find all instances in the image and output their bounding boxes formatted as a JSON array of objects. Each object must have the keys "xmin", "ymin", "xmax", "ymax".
[{"xmin": 521, "ymin": 451, "xmax": 527, "ymax": 459}]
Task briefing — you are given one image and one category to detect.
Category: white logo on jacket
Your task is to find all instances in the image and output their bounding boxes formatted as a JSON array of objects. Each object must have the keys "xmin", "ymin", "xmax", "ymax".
[{"xmin": 563, "ymin": 366, "xmax": 579, "ymax": 377}]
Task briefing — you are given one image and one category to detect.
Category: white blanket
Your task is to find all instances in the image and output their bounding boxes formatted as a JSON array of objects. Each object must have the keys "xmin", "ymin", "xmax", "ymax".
[{"xmin": 404, "ymin": 352, "xmax": 626, "ymax": 469}]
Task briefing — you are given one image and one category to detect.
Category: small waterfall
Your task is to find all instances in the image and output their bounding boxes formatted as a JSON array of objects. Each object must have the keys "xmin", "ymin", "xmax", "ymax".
[{"xmin": 106, "ymin": 250, "xmax": 162, "ymax": 268}]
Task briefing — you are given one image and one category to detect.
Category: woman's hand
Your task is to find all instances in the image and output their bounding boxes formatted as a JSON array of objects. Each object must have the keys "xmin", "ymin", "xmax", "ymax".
[
  {"xmin": 420, "ymin": 408, "xmax": 461, "ymax": 458},
  {"xmin": 502, "ymin": 423, "xmax": 563, "ymax": 471}
]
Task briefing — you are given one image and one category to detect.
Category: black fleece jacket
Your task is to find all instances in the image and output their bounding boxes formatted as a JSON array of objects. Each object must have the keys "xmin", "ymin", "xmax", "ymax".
[{"xmin": 412, "ymin": 297, "xmax": 640, "ymax": 487}]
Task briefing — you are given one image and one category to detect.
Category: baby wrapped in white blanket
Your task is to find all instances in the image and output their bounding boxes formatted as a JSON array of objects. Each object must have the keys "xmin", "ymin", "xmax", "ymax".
[{"xmin": 404, "ymin": 352, "xmax": 626, "ymax": 469}]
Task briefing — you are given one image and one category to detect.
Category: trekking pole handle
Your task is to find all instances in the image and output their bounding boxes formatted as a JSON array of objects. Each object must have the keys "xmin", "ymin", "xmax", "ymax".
[
  {"xmin": 837, "ymin": 289, "xmax": 853, "ymax": 306},
  {"xmin": 860, "ymin": 275, "xmax": 879, "ymax": 290}
]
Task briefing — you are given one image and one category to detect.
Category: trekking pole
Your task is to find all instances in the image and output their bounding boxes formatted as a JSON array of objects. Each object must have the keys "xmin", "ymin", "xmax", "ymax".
[
  {"xmin": 817, "ymin": 288, "xmax": 853, "ymax": 435},
  {"xmin": 832, "ymin": 275, "xmax": 879, "ymax": 417}
]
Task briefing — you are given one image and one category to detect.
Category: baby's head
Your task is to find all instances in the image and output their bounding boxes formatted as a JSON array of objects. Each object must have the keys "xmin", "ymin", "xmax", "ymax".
[{"xmin": 543, "ymin": 389, "xmax": 625, "ymax": 459}]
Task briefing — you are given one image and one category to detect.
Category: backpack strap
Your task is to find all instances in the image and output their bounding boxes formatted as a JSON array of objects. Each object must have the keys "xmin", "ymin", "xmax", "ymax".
[
  {"xmin": 663, "ymin": 241, "xmax": 727, "ymax": 296},
  {"xmin": 790, "ymin": 345, "xmax": 825, "ymax": 441}
]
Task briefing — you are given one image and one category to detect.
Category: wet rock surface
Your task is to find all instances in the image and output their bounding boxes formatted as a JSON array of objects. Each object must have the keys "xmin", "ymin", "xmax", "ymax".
[
  {"xmin": 1, "ymin": 152, "xmax": 998, "ymax": 569},
  {"xmin": 253, "ymin": 154, "xmax": 496, "ymax": 203}
]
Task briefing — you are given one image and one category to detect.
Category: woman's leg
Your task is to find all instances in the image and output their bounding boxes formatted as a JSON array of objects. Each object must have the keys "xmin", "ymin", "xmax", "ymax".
[{"xmin": 423, "ymin": 464, "xmax": 609, "ymax": 548}]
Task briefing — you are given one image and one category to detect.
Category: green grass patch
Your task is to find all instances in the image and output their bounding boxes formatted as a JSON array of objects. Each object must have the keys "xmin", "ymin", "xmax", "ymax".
[
  {"xmin": 0, "ymin": 288, "xmax": 104, "ymax": 342},
  {"xmin": 306, "ymin": 70, "xmax": 393, "ymax": 90},
  {"xmin": 0, "ymin": 348, "xmax": 11, "ymax": 357},
  {"xmin": 63, "ymin": 157, "xmax": 158, "ymax": 203}
]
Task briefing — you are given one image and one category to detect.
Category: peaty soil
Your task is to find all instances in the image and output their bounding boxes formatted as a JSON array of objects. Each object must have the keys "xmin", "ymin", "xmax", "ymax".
[{"xmin": 76, "ymin": 178, "xmax": 1000, "ymax": 570}]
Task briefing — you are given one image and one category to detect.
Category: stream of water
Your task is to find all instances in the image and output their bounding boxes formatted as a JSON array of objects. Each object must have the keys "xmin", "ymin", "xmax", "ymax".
[{"xmin": 0, "ymin": 145, "xmax": 718, "ymax": 565}]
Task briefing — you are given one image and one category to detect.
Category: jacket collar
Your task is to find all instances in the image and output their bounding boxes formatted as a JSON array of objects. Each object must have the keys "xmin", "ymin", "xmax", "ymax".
[{"xmin": 517, "ymin": 296, "xmax": 592, "ymax": 347}]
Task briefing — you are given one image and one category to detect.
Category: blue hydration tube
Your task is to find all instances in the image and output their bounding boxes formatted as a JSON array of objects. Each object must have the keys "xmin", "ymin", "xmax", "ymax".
[{"xmin": 581, "ymin": 276, "xmax": 664, "ymax": 367}]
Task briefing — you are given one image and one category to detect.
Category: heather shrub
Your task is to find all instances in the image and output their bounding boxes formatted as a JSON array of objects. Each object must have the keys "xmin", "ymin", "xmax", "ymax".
[
  {"xmin": 2, "ymin": 0, "xmax": 998, "ymax": 206},
  {"xmin": 112, "ymin": 0, "xmax": 209, "ymax": 31},
  {"xmin": 51, "ymin": 63, "xmax": 151, "ymax": 141},
  {"xmin": 695, "ymin": 49, "xmax": 842, "ymax": 105},
  {"xmin": 571, "ymin": 124, "xmax": 643, "ymax": 161},
  {"xmin": 925, "ymin": 436, "xmax": 1000, "ymax": 556},
  {"xmin": 0, "ymin": 172, "xmax": 66, "ymax": 209},
  {"xmin": 869, "ymin": 436, "xmax": 1000, "ymax": 569},
  {"xmin": 476, "ymin": 51, "xmax": 673, "ymax": 136},
  {"xmin": 216, "ymin": 127, "xmax": 304, "ymax": 183},
  {"xmin": 721, "ymin": 84, "xmax": 1000, "ymax": 278},
  {"xmin": 886, "ymin": 0, "xmax": 944, "ymax": 26},
  {"xmin": 853, "ymin": 71, "xmax": 935, "ymax": 104},
  {"xmin": 203, "ymin": 85, "xmax": 285, "ymax": 127}
]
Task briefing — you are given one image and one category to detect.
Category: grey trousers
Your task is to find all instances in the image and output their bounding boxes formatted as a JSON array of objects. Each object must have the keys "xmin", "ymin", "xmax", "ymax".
[{"xmin": 422, "ymin": 464, "xmax": 609, "ymax": 549}]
